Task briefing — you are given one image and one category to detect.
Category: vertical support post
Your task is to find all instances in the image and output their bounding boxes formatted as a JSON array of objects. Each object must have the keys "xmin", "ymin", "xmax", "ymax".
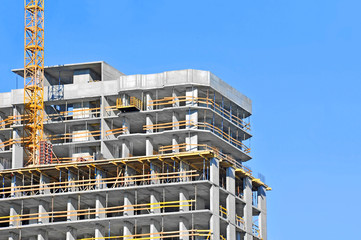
[
  {"xmin": 150, "ymin": 219, "xmax": 161, "ymax": 239},
  {"xmin": 11, "ymin": 175, "xmax": 21, "ymax": 197},
  {"xmin": 96, "ymin": 195, "xmax": 106, "ymax": 219},
  {"xmin": 95, "ymin": 224, "xmax": 105, "ymax": 240},
  {"xmin": 96, "ymin": 168, "xmax": 106, "ymax": 189},
  {"xmin": 9, "ymin": 203, "xmax": 21, "ymax": 227},
  {"xmin": 226, "ymin": 167, "xmax": 236, "ymax": 239},
  {"xmin": 38, "ymin": 200, "xmax": 49, "ymax": 224},
  {"xmin": 122, "ymin": 117, "xmax": 130, "ymax": 134},
  {"xmin": 121, "ymin": 140, "xmax": 130, "ymax": 158},
  {"xmin": 146, "ymin": 92, "xmax": 153, "ymax": 111},
  {"xmin": 172, "ymin": 135, "xmax": 179, "ymax": 153},
  {"xmin": 146, "ymin": 138, "xmax": 154, "ymax": 156},
  {"xmin": 179, "ymin": 217, "xmax": 189, "ymax": 240},
  {"xmin": 179, "ymin": 187, "xmax": 189, "ymax": 212},
  {"xmin": 244, "ymin": 177, "xmax": 253, "ymax": 240},
  {"xmin": 40, "ymin": 173, "xmax": 50, "ymax": 194},
  {"xmin": 67, "ymin": 197, "xmax": 77, "ymax": 221},
  {"xmin": 172, "ymin": 88, "xmax": 179, "ymax": 107},
  {"xmin": 124, "ymin": 192, "xmax": 134, "ymax": 216},
  {"xmin": 123, "ymin": 221, "xmax": 133, "ymax": 240},
  {"xmin": 37, "ymin": 229, "xmax": 48, "ymax": 240},
  {"xmin": 66, "ymin": 227, "xmax": 77, "ymax": 240},
  {"xmin": 258, "ymin": 186, "xmax": 267, "ymax": 240},
  {"xmin": 146, "ymin": 114, "xmax": 154, "ymax": 133},
  {"xmin": 209, "ymin": 157, "xmax": 220, "ymax": 240},
  {"xmin": 150, "ymin": 190, "xmax": 161, "ymax": 214},
  {"xmin": 172, "ymin": 111, "xmax": 179, "ymax": 130}
]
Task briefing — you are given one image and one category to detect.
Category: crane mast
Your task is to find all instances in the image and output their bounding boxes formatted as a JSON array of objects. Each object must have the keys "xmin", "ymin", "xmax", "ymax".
[{"xmin": 23, "ymin": 0, "xmax": 45, "ymax": 166}]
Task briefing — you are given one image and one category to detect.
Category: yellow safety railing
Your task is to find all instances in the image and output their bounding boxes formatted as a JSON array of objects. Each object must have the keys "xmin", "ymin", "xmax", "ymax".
[
  {"xmin": 220, "ymin": 205, "xmax": 228, "ymax": 219},
  {"xmin": 0, "ymin": 126, "xmax": 128, "ymax": 152},
  {"xmin": 0, "ymin": 170, "xmax": 199, "ymax": 197},
  {"xmin": 116, "ymin": 96, "xmax": 143, "ymax": 110},
  {"xmin": 78, "ymin": 229, "xmax": 211, "ymax": 240},
  {"xmin": 149, "ymin": 95, "xmax": 251, "ymax": 132},
  {"xmin": 0, "ymin": 199, "xmax": 196, "ymax": 226},
  {"xmin": 252, "ymin": 223, "xmax": 261, "ymax": 238},
  {"xmin": 159, "ymin": 143, "xmax": 252, "ymax": 173},
  {"xmin": 144, "ymin": 120, "xmax": 251, "ymax": 154},
  {"xmin": 220, "ymin": 235, "xmax": 226, "ymax": 240},
  {"xmin": 236, "ymin": 215, "xmax": 245, "ymax": 228}
]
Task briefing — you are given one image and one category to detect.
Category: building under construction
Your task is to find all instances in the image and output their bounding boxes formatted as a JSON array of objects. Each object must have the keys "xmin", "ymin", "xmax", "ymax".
[{"xmin": 0, "ymin": 61, "xmax": 270, "ymax": 240}]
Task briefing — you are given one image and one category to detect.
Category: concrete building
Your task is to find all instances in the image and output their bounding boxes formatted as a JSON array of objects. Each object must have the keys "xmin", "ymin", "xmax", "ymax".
[{"xmin": 0, "ymin": 61, "xmax": 270, "ymax": 240}]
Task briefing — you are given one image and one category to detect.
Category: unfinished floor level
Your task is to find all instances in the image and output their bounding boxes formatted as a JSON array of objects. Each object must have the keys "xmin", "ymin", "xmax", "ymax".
[{"xmin": 0, "ymin": 61, "xmax": 270, "ymax": 240}]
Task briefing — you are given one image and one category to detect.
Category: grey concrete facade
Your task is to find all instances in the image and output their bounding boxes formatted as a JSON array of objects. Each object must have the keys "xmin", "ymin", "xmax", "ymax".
[{"xmin": 0, "ymin": 61, "xmax": 269, "ymax": 240}]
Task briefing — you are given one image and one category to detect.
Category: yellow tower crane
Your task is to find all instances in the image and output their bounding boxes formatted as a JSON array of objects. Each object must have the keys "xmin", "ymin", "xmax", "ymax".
[{"xmin": 23, "ymin": 0, "xmax": 45, "ymax": 166}]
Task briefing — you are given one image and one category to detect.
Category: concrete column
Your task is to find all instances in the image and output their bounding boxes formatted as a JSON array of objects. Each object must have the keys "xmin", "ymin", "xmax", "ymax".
[
  {"xmin": 40, "ymin": 173, "xmax": 50, "ymax": 195},
  {"xmin": 150, "ymin": 219, "xmax": 161, "ymax": 238},
  {"xmin": 68, "ymin": 170, "xmax": 77, "ymax": 192},
  {"xmin": 67, "ymin": 197, "xmax": 78, "ymax": 221},
  {"xmin": 150, "ymin": 191, "xmax": 161, "ymax": 214},
  {"xmin": 146, "ymin": 114, "xmax": 154, "ymax": 133},
  {"xmin": 101, "ymin": 142, "xmax": 114, "ymax": 159},
  {"xmin": 210, "ymin": 158, "xmax": 219, "ymax": 185},
  {"xmin": 95, "ymin": 224, "xmax": 105, "ymax": 240},
  {"xmin": 179, "ymin": 160, "xmax": 190, "ymax": 182},
  {"xmin": 37, "ymin": 229, "xmax": 48, "ymax": 240},
  {"xmin": 179, "ymin": 187, "xmax": 189, "ymax": 212},
  {"xmin": 123, "ymin": 221, "xmax": 133, "ymax": 240},
  {"xmin": 124, "ymin": 165, "xmax": 134, "ymax": 186},
  {"xmin": 186, "ymin": 110, "xmax": 198, "ymax": 129},
  {"xmin": 172, "ymin": 111, "xmax": 179, "ymax": 130},
  {"xmin": 226, "ymin": 167, "xmax": 236, "ymax": 239},
  {"xmin": 121, "ymin": 140, "xmax": 130, "ymax": 158},
  {"xmin": 96, "ymin": 195, "xmax": 106, "ymax": 219},
  {"xmin": 38, "ymin": 200, "xmax": 49, "ymax": 224},
  {"xmin": 95, "ymin": 168, "xmax": 106, "ymax": 189},
  {"xmin": 150, "ymin": 162, "xmax": 160, "ymax": 184},
  {"xmin": 124, "ymin": 192, "xmax": 134, "ymax": 216},
  {"xmin": 186, "ymin": 87, "xmax": 198, "ymax": 106},
  {"xmin": 10, "ymin": 175, "xmax": 21, "ymax": 197},
  {"xmin": 172, "ymin": 135, "xmax": 179, "ymax": 153},
  {"xmin": 258, "ymin": 186, "xmax": 267, "ymax": 240},
  {"xmin": 122, "ymin": 117, "xmax": 130, "ymax": 134},
  {"xmin": 244, "ymin": 177, "xmax": 253, "ymax": 240},
  {"xmin": 185, "ymin": 133, "xmax": 198, "ymax": 151},
  {"xmin": 9, "ymin": 203, "xmax": 21, "ymax": 227},
  {"xmin": 179, "ymin": 217, "xmax": 189, "ymax": 240},
  {"xmin": 12, "ymin": 107, "xmax": 23, "ymax": 169},
  {"xmin": 146, "ymin": 138, "xmax": 154, "ymax": 156},
  {"xmin": 11, "ymin": 145, "xmax": 23, "ymax": 169},
  {"xmin": 172, "ymin": 88, "xmax": 179, "ymax": 107},
  {"xmin": 100, "ymin": 96, "xmax": 114, "ymax": 158},
  {"xmin": 146, "ymin": 93, "xmax": 153, "ymax": 111},
  {"xmin": 66, "ymin": 226, "xmax": 77, "ymax": 240},
  {"xmin": 209, "ymin": 157, "xmax": 220, "ymax": 240}
]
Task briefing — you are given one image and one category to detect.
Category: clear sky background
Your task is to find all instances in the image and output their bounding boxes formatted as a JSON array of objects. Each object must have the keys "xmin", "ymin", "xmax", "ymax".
[{"xmin": 0, "ymin": 1, "xmax": 360, "ymax": 239}]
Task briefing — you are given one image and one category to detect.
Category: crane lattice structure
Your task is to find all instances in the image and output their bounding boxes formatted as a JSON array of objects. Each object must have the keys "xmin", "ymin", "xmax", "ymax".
[{"xmin": 23, "ymin": 0, "xmax": 45, "ymax": 166}]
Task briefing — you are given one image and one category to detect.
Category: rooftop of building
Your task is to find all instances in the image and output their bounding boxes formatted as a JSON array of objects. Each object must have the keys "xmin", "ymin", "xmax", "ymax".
[{"xmin": 4, "ymin": 61, "xmax": 252, "ymax": 113}]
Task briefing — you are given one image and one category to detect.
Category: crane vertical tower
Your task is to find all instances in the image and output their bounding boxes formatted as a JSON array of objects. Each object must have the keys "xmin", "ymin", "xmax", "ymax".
[{"xmin": 23, "ymin": 0, "xmax": 45, "ymax": 165}]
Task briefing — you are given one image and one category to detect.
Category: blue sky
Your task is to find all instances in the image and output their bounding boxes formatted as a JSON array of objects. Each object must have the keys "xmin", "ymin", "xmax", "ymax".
[{"xmin": 1, "ymin": 0, "xmax": 360, "ymax": 239}]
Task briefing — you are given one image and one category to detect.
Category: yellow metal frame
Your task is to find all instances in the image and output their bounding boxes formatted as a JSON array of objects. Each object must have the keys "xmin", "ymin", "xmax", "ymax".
[
  {"xmin": 116, "ymin": 96, "xmax": 143, "ymax": 110},
  {"xmin": 23, "ymin": 0, "xmax": 45, "ymax": 166}
]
